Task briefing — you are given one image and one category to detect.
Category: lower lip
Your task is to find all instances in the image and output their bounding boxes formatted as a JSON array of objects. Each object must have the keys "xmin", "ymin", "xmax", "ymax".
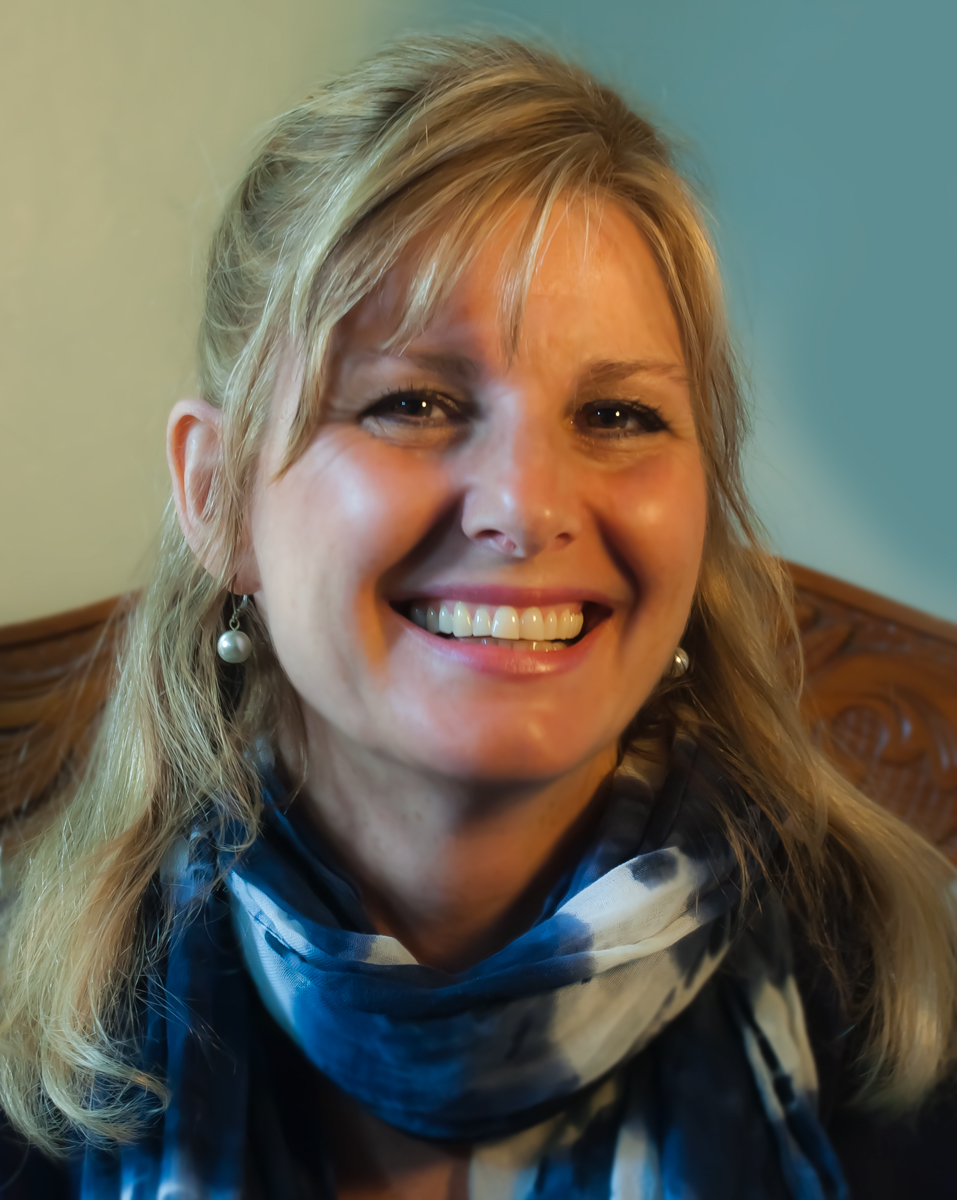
[{"xmin": 397, "ymin": 617, "xmax": 606, "ymax": 677}]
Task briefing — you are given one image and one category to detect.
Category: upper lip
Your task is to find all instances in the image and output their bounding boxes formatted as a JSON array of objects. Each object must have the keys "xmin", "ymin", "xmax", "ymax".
[{"xmin": 387, "ymin": 584, "xmax": 622, "ymax": 608}]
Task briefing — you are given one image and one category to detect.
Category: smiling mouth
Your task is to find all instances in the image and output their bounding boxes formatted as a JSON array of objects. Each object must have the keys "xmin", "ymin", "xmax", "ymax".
[{"xmin": 395, "ymin": 599, "xmax": 607, "ymax": 651}]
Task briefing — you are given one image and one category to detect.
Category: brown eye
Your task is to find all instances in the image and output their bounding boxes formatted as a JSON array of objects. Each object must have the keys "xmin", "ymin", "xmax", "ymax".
[
  {"xmin": 360, "ymin": 388, "xmax": 469, "ymax": 446},
  {"xmin": 576, "ymin": 401, "xmax": 668, "ymax": 437},
  {"xmin": 361, "ymin": 388, "xmax": 463, "ymax": 424},
  {"xmin": 371, "ymin": 393, "xmax": 436, "ymax": 419}
]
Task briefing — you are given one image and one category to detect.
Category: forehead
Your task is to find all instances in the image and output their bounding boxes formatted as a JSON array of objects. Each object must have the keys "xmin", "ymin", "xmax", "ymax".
[{"xmin": 337, "ymin": 198, "xmax": 685, "ymax": 372}]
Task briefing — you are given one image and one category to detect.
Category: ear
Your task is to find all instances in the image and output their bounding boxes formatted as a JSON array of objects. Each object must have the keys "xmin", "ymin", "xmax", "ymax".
[
  {"xmin": 167, "ymin": 399, "xmax": 260, "ymax": 592},
  {"xmin": 167, "ymin": 398, "xmax": 225, "ymax": 574}
]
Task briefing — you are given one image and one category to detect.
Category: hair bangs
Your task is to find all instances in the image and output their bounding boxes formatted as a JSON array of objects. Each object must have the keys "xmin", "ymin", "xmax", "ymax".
[{"xmin": 281, "ymin": 155, "xmax": 610, "ymax": 471}]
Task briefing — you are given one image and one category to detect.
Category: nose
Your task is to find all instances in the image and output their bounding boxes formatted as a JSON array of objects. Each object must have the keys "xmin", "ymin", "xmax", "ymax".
[{"xmin": 460, "ymin": 412, "xmax": 580, "ymax": 560}]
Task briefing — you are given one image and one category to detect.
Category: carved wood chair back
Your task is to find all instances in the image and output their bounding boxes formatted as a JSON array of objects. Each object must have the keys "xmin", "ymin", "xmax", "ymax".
[{"xmin": 789, "ymin": 564, "xmax": 957, "ymax": 864}]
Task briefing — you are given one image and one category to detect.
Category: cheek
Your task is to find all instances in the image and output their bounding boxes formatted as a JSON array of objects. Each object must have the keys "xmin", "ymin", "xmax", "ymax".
[
  {"xmin": 250, "ymin": 434, "xmax": 453, "ymax": 647},
  {"xmin": 600, "ymin": 452, "xmax": 707, "ymax": 610}
]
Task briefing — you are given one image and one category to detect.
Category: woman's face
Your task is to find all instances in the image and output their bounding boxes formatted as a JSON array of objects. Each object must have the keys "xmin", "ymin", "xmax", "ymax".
[{"xmin": 245, "ymin": 201, "xmax": 707, "ymax": 783}]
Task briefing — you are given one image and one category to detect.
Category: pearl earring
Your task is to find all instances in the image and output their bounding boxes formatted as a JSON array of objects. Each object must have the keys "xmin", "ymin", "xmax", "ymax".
[
  {"xmin": 217, "ymin": 593, "xmax": 252, "ymax": 664},
  {"xmin": 672, "ymin": 646, "xmax": 689, "ymax": 676}
]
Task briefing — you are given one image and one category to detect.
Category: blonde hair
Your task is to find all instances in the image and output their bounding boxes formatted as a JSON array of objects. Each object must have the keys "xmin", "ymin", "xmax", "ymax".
[{"xmin": 2, "ymin": 33, "xmax": 955, "ymax": 1155}]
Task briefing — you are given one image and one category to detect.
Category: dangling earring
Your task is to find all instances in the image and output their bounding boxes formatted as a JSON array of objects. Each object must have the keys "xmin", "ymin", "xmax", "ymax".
[
  {"xmin": 217, "ymin": 593, "xmax": 252, "ymax": 664},
  {"xmin": 672, "ymin": 646, "xmax": 689, "ymax": 676}
]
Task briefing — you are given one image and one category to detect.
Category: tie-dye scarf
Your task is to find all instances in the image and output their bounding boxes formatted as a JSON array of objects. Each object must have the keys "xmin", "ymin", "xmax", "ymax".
[{"xmin": 77, "ymin": 738, "xmax": 848, "ymax": 1199}]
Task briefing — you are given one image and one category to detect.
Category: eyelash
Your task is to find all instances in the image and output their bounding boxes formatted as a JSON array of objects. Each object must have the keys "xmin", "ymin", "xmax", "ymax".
[
  {"xmin": 574, "ymin": 400, "xmax": 669, "ymax": 437},
  {"xmin": 359, "ymin": 388, "xmax": 670, "ymax": 439},
  {"xmin": 362, "ymin": 387, "xmax": 468, "ymax": 424}
]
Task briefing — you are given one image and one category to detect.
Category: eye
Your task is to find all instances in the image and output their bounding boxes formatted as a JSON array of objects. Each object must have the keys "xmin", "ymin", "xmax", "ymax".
[
  {"xmin": 575, "ymin": 400, "xmax": 668, "ymax": 438},
  {"xmin": 367, "ymin": 391, "xmax": 441, "ymax": 420},
  {"xmin": 359, "ymin": 388, "xmax": 469, "ymax": 445}
]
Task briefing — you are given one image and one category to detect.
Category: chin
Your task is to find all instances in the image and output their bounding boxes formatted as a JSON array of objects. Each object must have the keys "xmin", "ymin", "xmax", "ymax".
[
  {"xmin": 381, "ymin": 708, "xmax": 620, "ymax": 785},
  {"xmin": 410, "ymin": 742, "xmax": 597, "ymax": 784}
]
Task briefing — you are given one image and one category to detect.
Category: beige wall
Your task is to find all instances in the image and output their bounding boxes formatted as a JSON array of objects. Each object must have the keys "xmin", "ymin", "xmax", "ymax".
[{"xmin": 0, "ymin": 0, "xmax": 428, "ymax": 625}]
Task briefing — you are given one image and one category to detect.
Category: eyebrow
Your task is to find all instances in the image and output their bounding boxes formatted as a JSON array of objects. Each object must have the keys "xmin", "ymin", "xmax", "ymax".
[
  {"xmin": 353, "ymin": 351, "xmax": 686, "ymax": 387},
  {"xmin": 579, "ymin": 359, "xmax": 688, "ymax": 388},
  {"xmin": 402, "ymin": 351, "xmax": 482, "ymax": 383}
]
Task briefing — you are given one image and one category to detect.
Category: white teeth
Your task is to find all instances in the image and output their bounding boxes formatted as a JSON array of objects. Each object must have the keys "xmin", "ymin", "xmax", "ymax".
[
  {"xmin": 491, "ymin": 606, "xmax": 520, "ymax": 640},
  {"xmin": 438, "ymin": 602, "xmax": 454, "ymax": 635},
  {"xmin": 558, "ymin": 608, "xmax": 583, "ymax": 639},
  {"xmin": 559, "ymin": 610, "xmax": 583, "ymax": 639},
  {"xmin": 558, "ymin": 610, "xmax": 583, "ymax": 639},
  {"xmin": 519, "ymin": 606, "xmax": 544, "ymax": 640},
  {"xmin": 410, "ymin": 599, "xmax": 587, "ymax": 644},
  {"xmin": 473, "ymin": 638, "xmax": 567, "ymax": 652},
  {"xmin": 452, "ymin": 601, "xmax": 472, "ymax": 638}
]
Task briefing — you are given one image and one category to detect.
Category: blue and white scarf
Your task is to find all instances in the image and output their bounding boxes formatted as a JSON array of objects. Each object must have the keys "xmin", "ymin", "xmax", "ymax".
[{"xmin": 77, "ymin": 738, "xmax": 848, "ymax": 1199}]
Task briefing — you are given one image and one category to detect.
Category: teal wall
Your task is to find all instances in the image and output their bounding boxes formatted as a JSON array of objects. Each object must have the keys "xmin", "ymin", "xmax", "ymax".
[{"xmin": 417, "ymin": 0, "xmax": 957, "ymax": 619}]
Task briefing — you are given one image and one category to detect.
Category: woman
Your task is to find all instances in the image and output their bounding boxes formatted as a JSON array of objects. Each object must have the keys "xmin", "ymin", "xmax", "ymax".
[{"xmin": 1, "ymin": 34, "xmax": 955, "ymax": 1200}]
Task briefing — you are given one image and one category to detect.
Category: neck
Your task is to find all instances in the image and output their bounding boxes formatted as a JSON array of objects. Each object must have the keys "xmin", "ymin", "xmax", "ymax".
[{"xmin": 281, "ymin": 719, "xmax": 618, "ymax": 972}]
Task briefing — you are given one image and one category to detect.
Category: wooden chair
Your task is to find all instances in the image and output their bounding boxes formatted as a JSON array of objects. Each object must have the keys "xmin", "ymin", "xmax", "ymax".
[
  {"xmin": 789, "ymin": 563, "xmax": 957, "ymax": 863},
  {"xmin": 2, "ymin": 566, "xmax": 956, "ymax": 863},
  {"xmin": 0, "ymin": 595, "xmax": 134, "ymax": 843}
]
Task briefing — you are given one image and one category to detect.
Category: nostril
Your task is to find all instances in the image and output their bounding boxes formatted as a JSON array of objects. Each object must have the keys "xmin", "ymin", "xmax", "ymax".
[{"xmin": 476, "ymin": 531, "xmax": 521, "ymax": 557}]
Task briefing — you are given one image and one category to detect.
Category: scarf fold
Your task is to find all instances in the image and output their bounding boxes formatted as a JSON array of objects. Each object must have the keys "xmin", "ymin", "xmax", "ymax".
[{"xmin": 77, "ymin": 738, "xmax": 848, "ymax": 1200}]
